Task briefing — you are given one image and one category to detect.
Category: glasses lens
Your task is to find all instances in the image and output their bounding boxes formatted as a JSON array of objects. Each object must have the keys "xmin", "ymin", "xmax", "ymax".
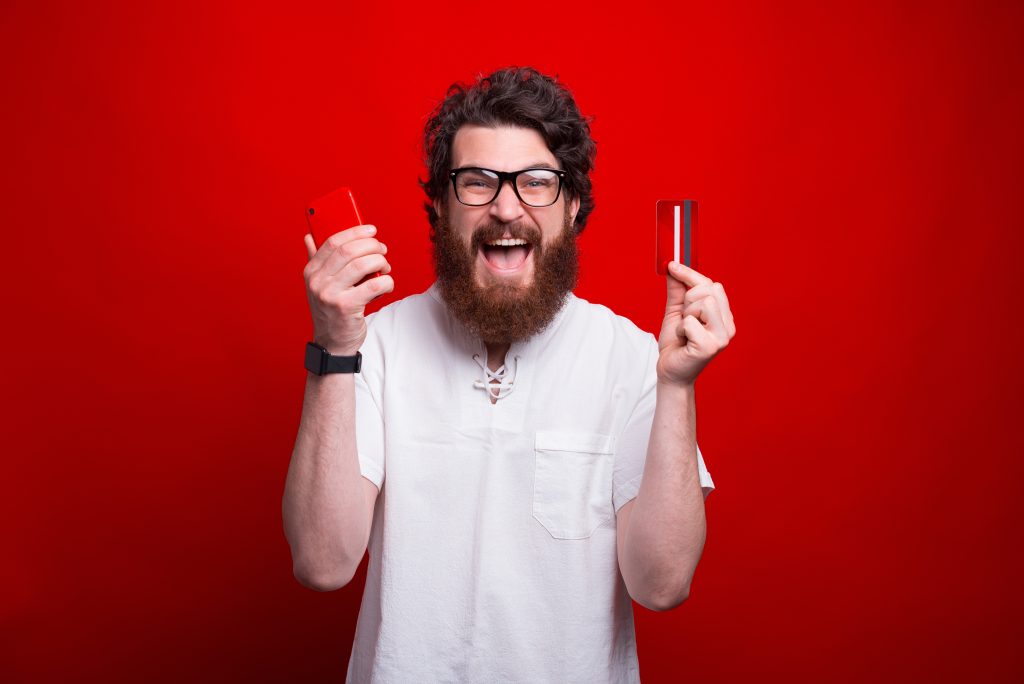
[
  {"xmin": 454, "ymin": 169, "xmax": 500, "ymax": 205},
  {"xmin": 516, "ymin": 169, "xmax": 560, "ymax": 207}
]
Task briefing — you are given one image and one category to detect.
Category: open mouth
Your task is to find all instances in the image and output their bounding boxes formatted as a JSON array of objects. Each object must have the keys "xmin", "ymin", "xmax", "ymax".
[{"xmin": 480, "ymin": 238, "xmax": 533, "ymax": 272}]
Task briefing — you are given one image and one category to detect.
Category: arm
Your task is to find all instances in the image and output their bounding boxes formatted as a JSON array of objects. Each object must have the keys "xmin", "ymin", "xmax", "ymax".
[
  {"xmin": 283, "ymin": 374, "xmax": 380, "ymax": 591},
  {"xmin": 282, "ymin": 228, "xmax": 394, "ymax": 591},
  {"xmin": 617, "ymin": 261, "xmax": 736, "ymax": 611},
  {"xmin": 616, "ymin": 382, "xmax": 705, "ymax": 611}
]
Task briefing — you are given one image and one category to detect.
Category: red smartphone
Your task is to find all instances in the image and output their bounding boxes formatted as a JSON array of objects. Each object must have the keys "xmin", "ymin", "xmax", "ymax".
[
  {"xmin": 305, "ymin": 186, "xmax": 364, "ymax": 249},
  {"xmin": 305, "ymin": 186, "xmax": 380, "ymax": 281},
  {"xmin": 656, "ymin": 199, "xmax": 698, "ymax": 274}
]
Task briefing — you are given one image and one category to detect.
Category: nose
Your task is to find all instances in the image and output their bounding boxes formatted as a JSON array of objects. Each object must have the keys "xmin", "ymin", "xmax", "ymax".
[{"xmin": 487, "ymin": 179, "xmax": 526, "ymax": 224}]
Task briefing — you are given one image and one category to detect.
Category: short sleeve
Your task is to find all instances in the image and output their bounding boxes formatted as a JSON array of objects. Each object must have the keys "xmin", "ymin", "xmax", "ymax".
[
  {"xmin": 612, "ymin": 336, "xmax": 715, "ymax": 512},
  {"xmin": 354, "ymin": 314, "xmax": 386, "ymax": 489}
]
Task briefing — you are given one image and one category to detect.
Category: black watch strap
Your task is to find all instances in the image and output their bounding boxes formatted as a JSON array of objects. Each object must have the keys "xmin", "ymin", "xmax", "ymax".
[{"xmin": 305, "ymin": 342, "xmax": 362, "ymax": 375}]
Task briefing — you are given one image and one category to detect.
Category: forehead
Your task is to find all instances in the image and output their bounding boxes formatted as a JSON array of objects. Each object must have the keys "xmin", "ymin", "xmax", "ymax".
[{"xmin": 451, "ymin": 125, "xmax": 558, "ymax": 171}]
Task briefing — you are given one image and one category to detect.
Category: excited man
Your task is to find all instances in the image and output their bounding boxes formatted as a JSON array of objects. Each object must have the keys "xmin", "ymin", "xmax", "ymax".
[{"xmin": 284, "ymin": 66, "xmax": 737, "ymax": 683}]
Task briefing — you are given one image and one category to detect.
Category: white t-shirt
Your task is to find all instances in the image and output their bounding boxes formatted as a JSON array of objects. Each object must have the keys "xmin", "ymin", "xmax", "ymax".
[{"xmin": 347, "ymin": 282, "xmax": 715, "ymax": 683}]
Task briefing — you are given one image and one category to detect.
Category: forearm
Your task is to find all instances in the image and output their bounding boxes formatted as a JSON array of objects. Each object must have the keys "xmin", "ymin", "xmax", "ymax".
[
  {"xmin": 620, "ymin": 382, "xmax": 706, "ymax": 609},
  {"xmin": 282, "ymin": 373, "xmax": 370, "ymax": 589}
]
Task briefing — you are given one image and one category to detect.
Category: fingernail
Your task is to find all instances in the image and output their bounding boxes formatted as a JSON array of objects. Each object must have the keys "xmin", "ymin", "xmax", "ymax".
[{"xmin": 362, "ymin": 225, "xmax": 376, "ymax": 235}]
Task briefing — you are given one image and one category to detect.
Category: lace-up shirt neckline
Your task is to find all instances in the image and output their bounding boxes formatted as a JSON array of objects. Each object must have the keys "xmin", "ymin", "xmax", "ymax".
[{"xmin": 473, "ymin": 350, "xmax": 520, "ymax": 403}]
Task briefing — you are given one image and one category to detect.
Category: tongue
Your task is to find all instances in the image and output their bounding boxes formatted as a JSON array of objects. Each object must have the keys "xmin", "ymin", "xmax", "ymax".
[{"xmin": 486, "ymin": 245, "xmax": 529, "ymax": 270}]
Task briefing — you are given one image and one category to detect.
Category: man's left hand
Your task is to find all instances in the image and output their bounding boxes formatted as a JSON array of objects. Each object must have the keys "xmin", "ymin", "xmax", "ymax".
[{"xmin": 657, "ymin": 261, "xmax": 737, "ymax": 387}]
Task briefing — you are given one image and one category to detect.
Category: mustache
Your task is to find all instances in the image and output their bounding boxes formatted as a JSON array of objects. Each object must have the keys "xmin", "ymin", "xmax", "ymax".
[{"xmin": 470, "ymin": 222, "xmax": 542, "ymax": 253}]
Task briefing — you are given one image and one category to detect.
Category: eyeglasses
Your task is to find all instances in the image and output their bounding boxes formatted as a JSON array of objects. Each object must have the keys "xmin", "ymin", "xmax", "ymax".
[{"xmin": 449, "ymin": 167, "xmax": 567, "ymax": 207}]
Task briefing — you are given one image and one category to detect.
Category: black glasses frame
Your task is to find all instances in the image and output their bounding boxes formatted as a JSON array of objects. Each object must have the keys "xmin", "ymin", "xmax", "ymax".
[{"xmin": 448, "ymin": 167, "xmax": 567, "ymax": 207}]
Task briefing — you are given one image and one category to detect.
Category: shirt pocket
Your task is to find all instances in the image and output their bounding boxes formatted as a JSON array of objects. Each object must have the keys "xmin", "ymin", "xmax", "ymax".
[{"xmin": 533, "ymin": 430, "xmax": 616, "ymax": 540}]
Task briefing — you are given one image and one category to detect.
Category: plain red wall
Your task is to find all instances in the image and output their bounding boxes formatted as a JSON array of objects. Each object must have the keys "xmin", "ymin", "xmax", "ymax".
[{"xmin": 4, "ymin": 1, "xmax": 1022, "ymax": 681}]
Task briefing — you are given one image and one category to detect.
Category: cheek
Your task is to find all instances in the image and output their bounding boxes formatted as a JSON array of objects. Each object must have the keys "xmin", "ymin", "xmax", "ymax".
[{"xmin": 446, "ymin": 214, "xmax": 474, "ymax": 246}]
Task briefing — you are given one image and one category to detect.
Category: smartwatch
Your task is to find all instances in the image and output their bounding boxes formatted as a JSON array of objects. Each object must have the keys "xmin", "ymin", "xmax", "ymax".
[{"xmin": 304, "ymin": 342, "xmax": 362, "ymax": 375}]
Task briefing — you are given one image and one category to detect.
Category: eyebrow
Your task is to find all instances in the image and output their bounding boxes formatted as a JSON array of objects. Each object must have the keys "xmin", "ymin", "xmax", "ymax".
[{"xmin": 458, "ymin": 161, "xmax": 559, "ymax": 170}]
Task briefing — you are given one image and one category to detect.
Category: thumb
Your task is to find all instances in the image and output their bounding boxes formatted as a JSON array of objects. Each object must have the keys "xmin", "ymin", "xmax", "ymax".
[
  {"xmin": 303, "ymin": 232, "xmax": 317, "ymax": 260},
  {"xmin": 665, "ymin": 262, "xmax": 688, "ymax": 315}
]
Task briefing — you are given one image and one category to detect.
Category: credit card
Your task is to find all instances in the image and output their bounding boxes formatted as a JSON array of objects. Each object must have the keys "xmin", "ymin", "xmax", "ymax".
[{"xmin": 656, "ymin": 199, "xmax": 698, "ymax": 274}]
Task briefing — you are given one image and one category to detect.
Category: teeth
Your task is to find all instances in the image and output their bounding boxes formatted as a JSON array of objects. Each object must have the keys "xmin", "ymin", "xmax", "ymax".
[{"xmin": 485, "ymin": 238, "xmax": 529, "ymax": 247}]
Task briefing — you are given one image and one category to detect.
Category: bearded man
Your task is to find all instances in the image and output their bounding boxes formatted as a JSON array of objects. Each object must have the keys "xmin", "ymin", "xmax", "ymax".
[{"xmin": 284, "ymin": 66, "xmax": 737, "ymax": 683}]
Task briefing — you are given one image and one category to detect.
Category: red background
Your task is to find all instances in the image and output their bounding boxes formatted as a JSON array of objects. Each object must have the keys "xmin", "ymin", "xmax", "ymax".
[{"xmin": 4, "ymin": 1, "xmax": 1023, "ymax": 681}]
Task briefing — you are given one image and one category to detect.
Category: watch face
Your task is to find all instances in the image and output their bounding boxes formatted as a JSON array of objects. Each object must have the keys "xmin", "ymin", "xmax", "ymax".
[
  {"xmin": 304, "ymin": 342, "xmax": 326, "ymax": 375},
  {"xmin": 304, "ymin": 343, "xmax": 360, "ymax": 374}
]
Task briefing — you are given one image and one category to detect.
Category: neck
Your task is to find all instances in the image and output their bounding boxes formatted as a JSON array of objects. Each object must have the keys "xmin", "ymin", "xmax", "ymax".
[{"xmin": 484, "ymin": 341, "xmax": 511, "ymax": 372}]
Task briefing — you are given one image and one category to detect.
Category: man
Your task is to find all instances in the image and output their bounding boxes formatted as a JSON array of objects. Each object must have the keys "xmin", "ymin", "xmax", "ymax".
[{"xmin": 283, "ymin": 66, "xmax": 736, "ymax": 683}]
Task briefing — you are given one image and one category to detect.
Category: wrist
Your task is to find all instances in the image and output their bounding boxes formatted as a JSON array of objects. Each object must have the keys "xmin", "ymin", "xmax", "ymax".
[
  {"xmin": 305, "ymin": 342, "xmax": 362, "ymax": 375},
  {"xmin": 656, "ymin": 378, "xmax": 695, "ymax": 398},
  {"xmin": 313, "ymin": 337, "xmax": 360, "ymax": 356}
]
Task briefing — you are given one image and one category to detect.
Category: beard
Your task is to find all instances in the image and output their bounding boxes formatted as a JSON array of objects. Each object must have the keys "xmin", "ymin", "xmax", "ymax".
[{"xmin": 431, "ymin": 206, "xmax": 579, "ymax": 345}]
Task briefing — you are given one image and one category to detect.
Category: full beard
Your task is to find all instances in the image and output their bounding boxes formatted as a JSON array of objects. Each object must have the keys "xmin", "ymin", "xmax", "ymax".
[{"xmin": 431, "ymin": 207, "xmax": 579, "ymax": 345}]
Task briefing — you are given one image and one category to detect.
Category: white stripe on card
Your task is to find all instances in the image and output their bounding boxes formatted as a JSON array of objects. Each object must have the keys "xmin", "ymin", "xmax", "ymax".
[{"xmin": 674, "ymin": 204, "xmax": 681, "ymax": 264}]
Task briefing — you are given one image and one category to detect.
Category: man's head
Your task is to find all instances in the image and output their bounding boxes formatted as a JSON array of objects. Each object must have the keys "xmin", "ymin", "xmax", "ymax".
[{"xmin": 421, "ymin": 67, "xmax": 597, "ymax": 344}]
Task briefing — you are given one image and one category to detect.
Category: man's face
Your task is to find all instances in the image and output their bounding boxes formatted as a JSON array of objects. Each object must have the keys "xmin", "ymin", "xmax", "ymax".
[{"xmin": 432, "ymin": 124, "xmax": 582, "ymax": 344}]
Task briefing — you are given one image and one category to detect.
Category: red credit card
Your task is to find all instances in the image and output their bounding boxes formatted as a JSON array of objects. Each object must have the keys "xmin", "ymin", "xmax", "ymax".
[
  {"xmin": 305, "ymin": 186, "xmax": 364, "ymax": 249},
  {"xmin": 656, "ymin": 199, "xmax": 698, "ymax": 274}
]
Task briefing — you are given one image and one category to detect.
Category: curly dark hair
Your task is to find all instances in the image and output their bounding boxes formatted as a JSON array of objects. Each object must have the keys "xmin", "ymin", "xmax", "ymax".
[{"xmin": 420, "ymin": 66, "xmax": 597, "ymax": 234}]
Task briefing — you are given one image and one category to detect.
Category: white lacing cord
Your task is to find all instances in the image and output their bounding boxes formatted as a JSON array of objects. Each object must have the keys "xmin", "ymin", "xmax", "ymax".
[{"xmin": 472, "ymin": 353, "xmax": 521, "ymax": 401}]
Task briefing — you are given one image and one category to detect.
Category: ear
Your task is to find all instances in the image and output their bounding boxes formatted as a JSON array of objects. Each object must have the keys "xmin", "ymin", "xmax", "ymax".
[
  {"xmin": 434, "ymin": 197, "xmax": 445, "ymax": 220},
  {"xmin": 569, "ymin": 195, "xmax": 580, "ymax": 225}
]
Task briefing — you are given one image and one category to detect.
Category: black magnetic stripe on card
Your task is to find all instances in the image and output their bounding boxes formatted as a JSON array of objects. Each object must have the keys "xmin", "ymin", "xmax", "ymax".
[{"xmin": 683, "ymin": 200, "xmax": 692, "ymax": 267}]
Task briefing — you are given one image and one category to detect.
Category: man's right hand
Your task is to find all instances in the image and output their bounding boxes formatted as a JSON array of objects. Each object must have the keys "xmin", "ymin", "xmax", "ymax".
[{"xmin": 303, "ymin": 225, "xmax": 394, "ymax": 356}]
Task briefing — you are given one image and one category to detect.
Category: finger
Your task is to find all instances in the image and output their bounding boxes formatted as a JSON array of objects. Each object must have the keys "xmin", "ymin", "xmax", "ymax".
[
  {"xmin": 325, "ymin": 272, "xmax": 396, "ymax": 311},
  {"xmin": 682, "ymin": 296, "xmax": 728, "ymax": 341},
  {"xmin": 682, "ymin": 300, "xmax": 704, "ymax": 320},
  {"xmin": 677, "ymin": 314, "xmax": 714, "ymax": 350},
  {"xmin": 668, "ymin": 261, "xmax": 713, "ymax": 289},
  {"xmin": 326, "ymin": 253, "xmax": 391, "ymax": 291},
  {"xmin": 304, "ymin": 233, "xmax": 317, "ymax": 260},
  {"xmin": 309, "ymin": 224, "xmax": 378, "ymax": 268},
  {"xmin": 352, "ymin": 273, "xmax": 395, "ymax": 304},
  {"xmin": 699, "ymin": 296, "xmax": 729, "ymax": 340},
  {"xmin": 685, "ymin": 280, "xmax": 736, "ymax": 339},
  {"xmin": 317, "ymin": 272, "xmax": 396, "ymax": 317},
  {"xmin": 712, "ymin": 282, "xmax": 737, "ymax": 337},
  {"xmin": 683, "ymin": 283, "xmax": 716, "ymax": 307},
  {"xmin": 321, "ymin": 237, "xmax": 388, "ymax": 276},
  {"xmin": 665, "ymin": 267, "xmax": 688, "ymax": 315}
]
